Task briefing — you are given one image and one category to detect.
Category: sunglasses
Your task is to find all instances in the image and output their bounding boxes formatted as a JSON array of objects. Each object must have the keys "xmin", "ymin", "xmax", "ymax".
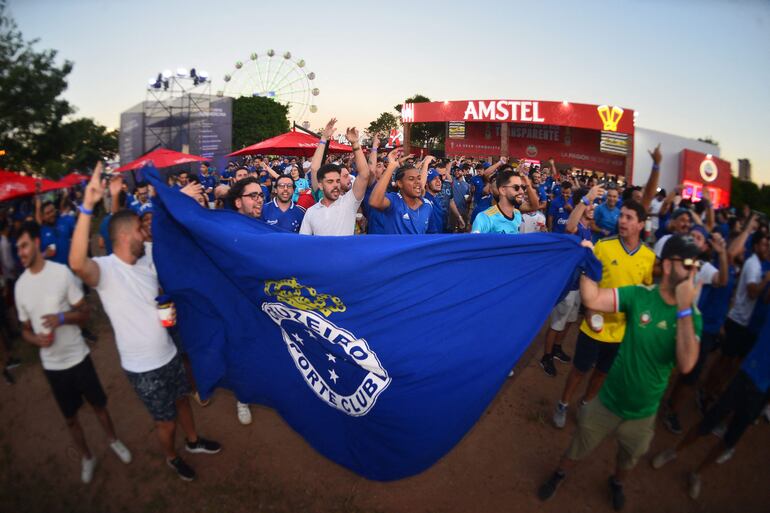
[
  {"xmin": 501, "ymin": 184, "xmax": 529, "ymax": 192},
  {"xmin": 240, "ymin": 192, "xmax": 264, "ymax": 200},
  {"xmin": 669, "ymin": 257, "xmax": 702, "ymax": 270}
]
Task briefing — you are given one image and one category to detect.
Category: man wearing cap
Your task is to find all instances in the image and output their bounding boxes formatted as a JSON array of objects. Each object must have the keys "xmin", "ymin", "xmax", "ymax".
[
  {"xmin": 653, "ymin": 207, "xmax": 694, "ymax": 257},
  {"xmin": 552, "ymin": 200, "xmax": 655, "ymax": 429},
  {"xmin": 662, "ymin": 225, "xmax": 729, "ymax": 433},
  {"xmin": 424, "ymin": 166, "xmax": 449, "ymax": 234},
  {"xmin": 539, "ymin": 234, "xmax": 703, "ymax": 511},
  {"xmin": 369, "ymin": 153, "xmax": 433, "ymax": 235}
]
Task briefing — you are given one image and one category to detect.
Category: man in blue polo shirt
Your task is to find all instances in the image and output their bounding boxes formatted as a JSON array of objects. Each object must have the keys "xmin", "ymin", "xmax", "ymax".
[
  {"xmin": 261, "ymin": 175, "xmax": 305, "ymax": 233},
  {"xmin": 368, "ymin": 153, "xmax": 432, "ymax": 234},
  {"xmin": 593, "ymin": 187, "xmax": 620, "ymax": 239},
  {"xmin": 128, "ymin": 182, "xmax": 154, "ymax": 216},
  {"xmin": 198, "ymin": 163, "xmax": 217, "ymax": 204},
  {"xmin": 35, "ymin": 196, "xmax": 75, "ymax": 266},
  {"xmin": 547, "ymin": 181, "xmax": 573, "ymax": 233}
]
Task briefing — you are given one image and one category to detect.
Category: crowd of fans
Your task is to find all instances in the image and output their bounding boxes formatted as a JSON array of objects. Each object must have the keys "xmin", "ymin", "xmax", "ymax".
[{"xmin": 0, "ymin": 118, "xmax": 768, "ymax": 510}]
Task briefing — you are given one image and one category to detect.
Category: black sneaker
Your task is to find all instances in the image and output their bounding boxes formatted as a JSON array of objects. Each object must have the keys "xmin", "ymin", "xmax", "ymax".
[
  {"xmin": 537, "ymin": 471, "xmax": 565, "ymax": 501},
  {"xmin": 2, "ymin": 368, "xmax": 14, "ymax": 385},
  {"xmin": 167, "ymin": 456, "xmax": 195, "ymax": 481},
  {"xmin": 540, "ymin": 355, "xmax": 557, "ymax": 377},
  {"xmin": 5, "ymin": 357, "xmax": 21, "ymax": 370},
  {"xmin": 185, "ymin": 437, "xmax": 222, "ymax": 454},
  {"xmin": 663, "ymin": 412, "xmax": 683, "ymax": 435},
  {"xmin": 608, "ymin": 477, "xmax": 625, "ymax": 511},
  {"xmin": 552, "ymin": 345, "xmax": 572, "ymax": 364}
]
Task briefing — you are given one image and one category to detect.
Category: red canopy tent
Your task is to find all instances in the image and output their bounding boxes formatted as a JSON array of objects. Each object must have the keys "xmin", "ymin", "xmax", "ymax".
[
  {"xmin": 58, "ymin": 172, "xmax": 91, "ymax": 187},
  {"xmin": 0, "ymin": 170, "xmax": 67, "ymax": 202},
  {"xmin": 114, "ymin": 148, "xmax": 207, "ymax": 173},
  {"xmin": 228, "ymin": 129, "xmax": 353, "ymax": 158}
]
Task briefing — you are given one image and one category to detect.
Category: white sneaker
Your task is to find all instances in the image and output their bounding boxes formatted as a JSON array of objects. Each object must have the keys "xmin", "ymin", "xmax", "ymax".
[
  {"xmin": 687, "ymin": 472, "xmax": 701, "ymax": 499},
  {"xmin": 651, "ymin": 448, "xmax": 677, "ymax": 469},
  {"xmin": 236, "ymin": 401, "xmax": 252, "ymax": 425},
  {"xmin": 553, "ymin": 403, "xmax": 568, "ymax": 429},
  {"xmin": 110, "ymin": 439, "xmax": 132, "ymax": 464},
  {"xmin": 81, "ymin": 456, "xmax": 96, "ymax": 484},
  {"xmin": 711, "ymin": 422, "xmax": 727, "ymax": 439},
  {"xmin": 508, "ymin": 369, "xmax": 515, "ymax": 378},
  {"xmin": 716, "ymin": 446, "xmax": 735, "ymax": 464}
]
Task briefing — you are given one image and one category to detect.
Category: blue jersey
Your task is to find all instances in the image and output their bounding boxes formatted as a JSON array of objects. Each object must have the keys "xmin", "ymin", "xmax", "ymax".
[
  {"xmin": 99, "ymin": 214, "xmax": 113, "ymax": 255},
  {"xmin": 471, "ymin": 205, "xmax": 522, "ymax": 234},
  {"xmin": 40, "ymin": 215, "xmax": 75, "ymax": 265},
  {"xmin": 741, "ymin": 315, "xmax": 770, "ymax": 393},
  {"xmin": 129, "ymin": 198, "xmax": 154, "ymax": 216},
  {"xmin": 470, "ymin": 175, "xmax": 486, "ymax": 204},
  {"xmin": 594, "ymin": 203, "xmax": 620, "ymax": 236},
  {"xmin": 292, "ymin": 178, "xmax": 310, "ymax": 202},
  {"xmin": 379, "ymin": 193, "xmax": 432, "ymax": 235},
  {"xmin": 261, "ymin": 199, "xmax": 305, "ymax": 233},
  {"xmin": 548, "ymin": 197, "xmax": 572, "ymax": 234},
  {"xmin": 451, "ymin": 179, "xmax": 470, "ymax": 214},
  {"xmin": 575, "ymin": 222, "xmax": 592, "ymax": 242},
  {"xmin": 363, "ymin": 185, "xmax": 386, "ymax": 235},
  {"xmin": 424, "ymin": 191, "xmax": 447, "ymax": 234},
  {"xmin": 536, "ymin": 184, "xmax": 548, "ymax": 204},
  {"xmin": 199, "ymin": 174, "xmax": 218, "ymax": 201},
  {"xmin": 470, "ymin": 194, "xmax": 494, "ymax": 224},
  {"xmin": 698, "ymin": 262, "xmax": 738, "ymax": 335}
]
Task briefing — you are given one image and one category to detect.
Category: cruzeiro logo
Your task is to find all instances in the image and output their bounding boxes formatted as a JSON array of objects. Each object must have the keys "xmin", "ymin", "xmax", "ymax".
[{"xmin": 262, "ymin": 278, "xmax": 391, "ymax": 417}]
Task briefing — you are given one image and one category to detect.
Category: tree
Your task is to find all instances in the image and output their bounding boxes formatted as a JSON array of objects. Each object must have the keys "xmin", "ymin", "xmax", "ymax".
[
  {"xmin": 0, "ymin": 0, "xmax": 73, "ymax": 171},
  {"xmin": 394, "ymin": 94, "xmax": 444, "ymax": 150},
  {"xmin": 231, "ymin": 96, "xmax": 290, "ymax": 150},
  {"xmin": 366, "ymin": 112, "xmax": 399, "ymax": 137},
  {"xmin": 35, "ymin": 118, "xmax": 119, "ymax": 177}
]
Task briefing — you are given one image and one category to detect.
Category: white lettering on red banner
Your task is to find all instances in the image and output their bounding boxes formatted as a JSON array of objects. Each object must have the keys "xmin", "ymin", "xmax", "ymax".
[
  {"xmin": 462, "ymin": 101, "xmax": 545, "ymax": 123},
  {"xmin": 401, "ymin": 103, "xmax": 415, "ymax": 123}
]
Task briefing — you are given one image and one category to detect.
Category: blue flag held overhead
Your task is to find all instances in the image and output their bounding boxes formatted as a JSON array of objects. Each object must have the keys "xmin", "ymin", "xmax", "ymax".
[{"xmin": 146, "ymin": 167, "xmax": 601, "ymax": 481}]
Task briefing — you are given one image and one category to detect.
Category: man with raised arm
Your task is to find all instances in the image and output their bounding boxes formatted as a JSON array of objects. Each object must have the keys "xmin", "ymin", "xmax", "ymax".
[
  {"xmin": 300, "ymin": 123, "xmax": 370, "ymax": 236},
  {"xmin": 538, "ymin": 234, "xmax": 703, "ymax": 511},
  {"xmin": 69, "ymin": 163, "xmax": 221, "ymax": 482}
]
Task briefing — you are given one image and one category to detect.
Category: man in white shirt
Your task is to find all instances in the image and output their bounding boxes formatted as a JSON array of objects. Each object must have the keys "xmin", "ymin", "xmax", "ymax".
[
  {"xmin": 14, "ymin": 221, "xmax": 131, "ymax": 484},
  {"xmin": 69, "ymin": 163, "xmax": 221, "ymax": 482},
  {"xmin": 301, "ymin": 120, "xmax": 370, "ymax": 236}
]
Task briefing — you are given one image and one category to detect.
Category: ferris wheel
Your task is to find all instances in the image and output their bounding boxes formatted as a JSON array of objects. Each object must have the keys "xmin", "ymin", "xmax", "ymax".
[{"xmin": 217, "ymin": 50, "xmax": 319, "ymax": 124}]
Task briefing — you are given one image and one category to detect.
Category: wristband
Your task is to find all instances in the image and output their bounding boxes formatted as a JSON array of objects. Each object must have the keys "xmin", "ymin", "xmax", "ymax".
[
  {"xmin": 58, "ymin": 312, "xmax": 65, "ymax": 326},
  {"xmin": 352, "ymin": 145, "xmax": 361, "ymax": 151},
  {"xmin": 676, "ymin": 308, "xmax": 692, "ymax": 319},
  {"xmin": 78, "ymin": 204, "xmax": 94, "ymax": 215},
  {"xmin": 581, "ymin": 196, "xmax": 591, "ymax": 206},
  {"xmin": 319, "ymin": 140, "xmax": 327, "ymax": 145},
  {"xmin": 651, "ymin": 163, "xmax": 660, "ymax": 171}
]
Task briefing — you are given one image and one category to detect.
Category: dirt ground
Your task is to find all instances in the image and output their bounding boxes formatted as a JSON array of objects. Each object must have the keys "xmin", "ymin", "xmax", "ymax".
[{"xmin": 1, "ymin": 293, "xmax": 768, "ymax": 513}]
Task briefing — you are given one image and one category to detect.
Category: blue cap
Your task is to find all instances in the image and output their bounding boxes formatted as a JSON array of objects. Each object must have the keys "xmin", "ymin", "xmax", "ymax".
[
  {"xmin": 427, "ymin": 169, "xmax": 440, "ymax": 183},
  {"xmin": 690, "ymin": 224, "xmax": 710, "ymax": 241},
  {"xmin": 672, "ymin": 208, "xmax": 693, "ymax": 220},
  {"xmin": 482, "ymin": 162, "xmax": 492, "ymax": 169}
]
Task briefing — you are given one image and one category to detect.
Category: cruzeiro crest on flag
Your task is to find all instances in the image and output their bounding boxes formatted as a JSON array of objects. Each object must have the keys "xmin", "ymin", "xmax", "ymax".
[{"xmin": 262, "ymin": 278, "xmax": 391, "ymax": 417}]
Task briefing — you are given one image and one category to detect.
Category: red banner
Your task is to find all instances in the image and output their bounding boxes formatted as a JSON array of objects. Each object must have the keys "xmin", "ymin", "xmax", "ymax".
[
  {"xmin": 679, "ymin": 149, "xmax": 731, "ymax": 208},
  {"xmin": 401, "ymin": 100, "xmax": 635, "ymax": 135},
  {"xmin": 445, "ymin": 123, "xmax": 627, "ymax": 175}
]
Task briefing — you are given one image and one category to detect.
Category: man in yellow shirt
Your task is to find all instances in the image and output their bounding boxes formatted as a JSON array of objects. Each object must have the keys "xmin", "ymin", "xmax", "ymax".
[{"xmin": 553, "ymin": 199, "xmax": 655, "ymax": 428}]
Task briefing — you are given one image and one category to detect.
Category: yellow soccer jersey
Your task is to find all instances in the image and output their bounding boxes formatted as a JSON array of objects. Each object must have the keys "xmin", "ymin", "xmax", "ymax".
[{"xmin": 579, "ymin": 236, "xmax": 655, "ymax": 343}]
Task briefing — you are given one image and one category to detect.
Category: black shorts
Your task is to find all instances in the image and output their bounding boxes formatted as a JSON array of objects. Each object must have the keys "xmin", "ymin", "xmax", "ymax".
[
  {"xmin": 721, "ymin": 318, "xmax": 757, "ymax": 358},
  {"xmin": 680, "ymin": 331, "xmax": 720, "ymax": 385},
  {"xmin": 43, "ymin": 355, "xmax": 107, "ymax": 419},
  {"xmin": 698, "ymin": 370, "xmax": 768, "ymax": 448},
  {"xmin": 573, "ymin": 331, "xmax": 620, "ymax": 374}
]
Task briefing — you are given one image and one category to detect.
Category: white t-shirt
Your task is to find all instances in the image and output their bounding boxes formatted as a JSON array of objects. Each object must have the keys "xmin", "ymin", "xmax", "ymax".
[
  {"xmin": 649, "ymin": 198, "xmax": 663, "ymax": 232},
  {"xmin": 728, "ymin": 254, "xmax": 763, "ymax": 327},
  {"xmin": 15, "ymin": 261, "xmax": 89, "ymax": 371},
  {"xmin": 695, "ymin": 260, "xmax": 719, "ymax": 303},
  {"xmin": 520, "ymin": 211, "xmax": 546, "ymax": 234},
  {"xmin": 299, "ymin": 190, "xmax": 362, "ymax": 236},
  {"xmin": 653, "ymin": 234, "xmax": 672, "ymax": 258},
  {"xmin": 94, "ymin": 253, "xmax": 177, "ymax": 373}
]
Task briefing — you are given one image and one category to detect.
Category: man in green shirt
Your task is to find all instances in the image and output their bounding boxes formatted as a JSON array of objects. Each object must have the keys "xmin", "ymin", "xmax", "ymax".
[{"xmin": 538, "ymin": 234, "xmax": 703, "ymax": 511}]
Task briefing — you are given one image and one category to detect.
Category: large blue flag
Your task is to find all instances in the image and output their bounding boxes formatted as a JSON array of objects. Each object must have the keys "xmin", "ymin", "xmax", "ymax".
[{"xmin": 147, "ymin": 168, "xmax": 601, "ymax": 481}]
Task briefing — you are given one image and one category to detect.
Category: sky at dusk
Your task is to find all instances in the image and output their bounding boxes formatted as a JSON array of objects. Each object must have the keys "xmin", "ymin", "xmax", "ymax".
[{"xmin": 9, "ymin": 0, "xmax": 770, "ymax": 184}]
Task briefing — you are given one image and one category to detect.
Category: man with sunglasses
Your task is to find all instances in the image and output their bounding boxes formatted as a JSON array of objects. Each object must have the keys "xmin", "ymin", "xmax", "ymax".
[
  {"xmin": 261, "ymin": 175, "xmax": 305, "ymax": 233},
  {"xmin": 552, "ymin": 200, "xmax": 655, "ymax": 429},
  {"xmin": 539, "ymin": 234, "xmax": 703, "ymax": 511},
  {"xmin": 471, "ymin": 167, "xmax": 538, "ymax": 234}
]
